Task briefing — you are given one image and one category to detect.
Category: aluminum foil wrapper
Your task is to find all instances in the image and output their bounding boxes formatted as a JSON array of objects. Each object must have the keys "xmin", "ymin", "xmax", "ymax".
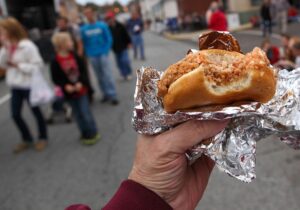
[{"xmin": 132, "ymin": 67, "xmax": 300, "ymax": 182}]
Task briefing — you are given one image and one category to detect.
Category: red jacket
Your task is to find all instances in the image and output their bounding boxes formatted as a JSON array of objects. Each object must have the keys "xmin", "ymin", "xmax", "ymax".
[
  {"xmin": 65, "ymin": 180, "xmax": 173, "ymax": 210},
  {"xmin": 266, "ymin": 46, "xmax": 280, "ymax": 64},
  {"xmin": 209, "ymin": 10, "xmax": 228, "ymax": 31}
]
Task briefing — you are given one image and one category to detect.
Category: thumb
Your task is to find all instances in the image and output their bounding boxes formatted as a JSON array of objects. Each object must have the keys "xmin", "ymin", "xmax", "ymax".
[{"xmin": 162, "ymin": 120, "xmax": 228, "ymax": 153}]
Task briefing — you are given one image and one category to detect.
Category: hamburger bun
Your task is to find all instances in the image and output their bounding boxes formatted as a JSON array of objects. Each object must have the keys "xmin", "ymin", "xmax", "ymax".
[{"xmin": 158, "ymin": 47, "xmax": 276, "ymax": 113}]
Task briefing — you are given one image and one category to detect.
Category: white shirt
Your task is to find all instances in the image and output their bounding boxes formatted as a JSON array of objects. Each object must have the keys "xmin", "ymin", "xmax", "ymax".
[{"xmin": 0, "ymin": 39, "xmax": 44, "ymax": 89}]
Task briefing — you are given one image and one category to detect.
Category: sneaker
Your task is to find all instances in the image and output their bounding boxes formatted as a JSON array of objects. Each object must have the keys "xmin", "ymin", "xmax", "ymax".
[
  {"xmin": 126, "ymin": 75, "xmax": 133, "ymax": 81},
  {"xmin": 111, "ymin": 99, "xmax": 119, "ymax": 105},
  {"xmin": 13, "ymin": 142, "xmax": 32, "ymax": 154},
  {"xmin": 81, "ymin": 134, "xmax": 101, "ymax": 145},
  {"xmin": 100, "ymin": 97, "xmax": 110, "ymax": 103},
  {"xmin": 34, "ymin": 140, "xmax": 48, "ymax": 152}
]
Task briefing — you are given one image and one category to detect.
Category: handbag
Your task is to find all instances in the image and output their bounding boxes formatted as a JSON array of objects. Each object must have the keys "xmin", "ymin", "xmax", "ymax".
[{"xmin": 29, "ymin": 68, "xmax": 54, "ymax": 107}]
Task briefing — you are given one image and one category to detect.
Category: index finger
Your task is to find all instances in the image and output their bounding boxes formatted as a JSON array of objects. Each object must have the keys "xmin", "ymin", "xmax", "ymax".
[{"xmin": 159, "ymin": 120, "xmax": 228, "ymax": 153}]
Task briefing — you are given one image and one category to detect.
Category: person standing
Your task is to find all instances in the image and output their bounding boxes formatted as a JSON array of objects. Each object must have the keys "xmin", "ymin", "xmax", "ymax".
[
  {"xmin": 105, "ymin": 11, "xmax": 133, "ymax": 81},
  {"xmin": 80, "ymin": 6, "xmax": 119, "ymax": 105},
  {"xmin": 55, "ymin": 16, "xmax": 83, "ymax": 57},
  {"xmin": 127, "ymin": 11, "xmax": 145, "ymax": 60},
  {"xmin": 207, "ymin": 2, "xmax": 228, "ymax": 31},
  {"xmin": 261, "ymin": 39, "xmax": 280, "ymax": 64},
  {"xmin": 261, "ymin": 0, "xmax": 273, "ymax": 37},
  {"xmin": 272, "ymin": 0, "xmax": 290, "ymax": 33},
  {"xmin": 0, "ymin": 17, "xmax": 48, "ymax": 153},
  {"xmin": 51, "ymin": 33, "xmax": 100, "ymax": 145},
  {"xmin": 55, "ymin": 16, "xmax": 95, "ymax": 102}
]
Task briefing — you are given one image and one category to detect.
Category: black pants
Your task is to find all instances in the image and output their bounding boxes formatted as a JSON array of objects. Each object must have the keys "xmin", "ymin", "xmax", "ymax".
[{"xmin": 11, "ymin": 89, "xmax": 48, "ymax": 142}]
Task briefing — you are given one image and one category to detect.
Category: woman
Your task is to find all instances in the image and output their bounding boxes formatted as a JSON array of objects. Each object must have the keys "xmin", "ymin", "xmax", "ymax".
[
  {"xmin": 207, "ymin": 1, "xmax": 228, "ymax": 31},
  {"xmin": 0, "ymin": 17, "xmax": 48, "ymax": 153}
]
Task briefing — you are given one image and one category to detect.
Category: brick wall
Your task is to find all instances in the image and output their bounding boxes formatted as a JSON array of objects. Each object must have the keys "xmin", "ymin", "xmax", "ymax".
[{"xmin": 177, "ymin": 0, "xmax": 214, "ymax": 16}]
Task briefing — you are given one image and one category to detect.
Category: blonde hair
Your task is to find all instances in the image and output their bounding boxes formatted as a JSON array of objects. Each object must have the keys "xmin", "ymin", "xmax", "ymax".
[
  {"xmin": 51, "ymin": 32, "xmax": 72, "ymax": 51},
  {"xmin": 0, "ymin": 17, "xmax": 27, "ymax": 41}
]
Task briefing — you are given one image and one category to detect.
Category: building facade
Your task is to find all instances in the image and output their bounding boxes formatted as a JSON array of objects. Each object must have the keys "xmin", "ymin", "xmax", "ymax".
[
  {"xmin": 56, "ymin": 0, "xmax": 80, "ymax": 24},
  {"xmin": 140, "ymin": 0, "xmax": 179, "ymax": 20},
  {"xmin": 139, "ymin": 0, "xmax": 264, "ymax": 24}
]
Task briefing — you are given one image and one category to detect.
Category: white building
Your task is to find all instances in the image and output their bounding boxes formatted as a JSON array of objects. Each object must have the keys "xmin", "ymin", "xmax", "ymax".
[{"xmin": 140, "ymin": 0, "xmax": 179, "ymax": 21}]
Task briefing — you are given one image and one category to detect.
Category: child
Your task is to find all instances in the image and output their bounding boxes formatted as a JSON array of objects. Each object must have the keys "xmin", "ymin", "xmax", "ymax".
[
  {"xmin": 276, "ymin": 36, "xmax": 300, "ymax": 70},
  {"xmin": 261, "ymin": 39, "xmax": 280, "ymax": 65},
  {"xmin": 50, "ymin": 32, "xmax": 100, "ymax": 145}
]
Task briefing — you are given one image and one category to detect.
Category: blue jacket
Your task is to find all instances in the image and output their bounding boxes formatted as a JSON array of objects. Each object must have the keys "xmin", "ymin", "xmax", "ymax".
[
  {"xmin": 80, "ymin": 21, "xmax": 112, "ymax": 57},
  {"xmin": 127, "ymin": 18, "xmax": 144, "ymax": 35}
]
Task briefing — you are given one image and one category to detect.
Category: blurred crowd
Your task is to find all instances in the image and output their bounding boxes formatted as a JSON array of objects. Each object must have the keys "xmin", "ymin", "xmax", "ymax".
[
  {"xmin": 152, "ymin": 0, "xmax": 300, "ymax": 34},
  {"xmin": 260, "ymin": 0, "xmax": 299, "ymax": 37},
  {"xmin": 259, "ymin": 0, "xmax": 300, "ymax": 70},
  {"xmin": 0, "ymin": 5, "xmax": 146, "ymax": 153},
  {"xmin": 261, "ymin": 33, "xmax": 300, "ymax": 70}
]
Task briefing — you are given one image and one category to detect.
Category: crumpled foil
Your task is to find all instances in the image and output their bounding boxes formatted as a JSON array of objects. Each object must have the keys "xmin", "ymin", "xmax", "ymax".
[{"xmin": 132, "ymin": 67, "xmax": 300, "ymax": 182}]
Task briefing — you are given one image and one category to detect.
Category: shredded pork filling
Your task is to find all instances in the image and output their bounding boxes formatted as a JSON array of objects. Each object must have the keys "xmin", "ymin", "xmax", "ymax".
[{"xmin": 158, "ymin": 47, "xmax": 270, "ymax": 97}]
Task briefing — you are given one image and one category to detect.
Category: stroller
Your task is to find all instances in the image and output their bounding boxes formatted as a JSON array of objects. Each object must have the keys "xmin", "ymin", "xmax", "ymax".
[{"xmin": 46, "ymin": 86, "xmax": 72, "ymax": 124}]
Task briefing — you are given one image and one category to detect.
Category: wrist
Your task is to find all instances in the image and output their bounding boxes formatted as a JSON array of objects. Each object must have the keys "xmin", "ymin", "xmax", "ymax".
[
  {"xmin": 128, "ymin": 169, "xmax": 168, "ymax": 204},
  {"xmin": 103, "ymin": 180, "xmax": 172, "ymax": 210}
]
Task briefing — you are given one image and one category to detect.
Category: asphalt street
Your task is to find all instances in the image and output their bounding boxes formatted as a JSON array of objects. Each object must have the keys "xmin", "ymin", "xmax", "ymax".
[{"xmin": 0, "ymin": 31, "xmax": 299, "ymax": 210}]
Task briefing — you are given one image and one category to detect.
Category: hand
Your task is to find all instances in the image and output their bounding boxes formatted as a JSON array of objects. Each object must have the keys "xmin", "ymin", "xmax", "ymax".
[
  {"xmin": 65, "ymin": 84, "xmax": 75, "ymax": 94},
  {"xmin": 129, "ymin": 120, "xmax": 228, "ymax": 210},
  {"xmin": 75, "ymin": 82, "xmax": 83, "ymax": 92},
  {"xmin": 127, "ymin": 43, "xmax": 132, "ymax": 49}
]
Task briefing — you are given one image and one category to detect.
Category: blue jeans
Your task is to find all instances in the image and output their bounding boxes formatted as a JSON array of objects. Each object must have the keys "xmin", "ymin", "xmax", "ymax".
[
  {"xmin": 89, "ymin": 54, "xmax": 117, "ymax": 100},
  {"xmin": 262, "ymin": 20, "xmax": 272, "ymax": 37},
  {"xmin": 11, "ymin": 89, "xmax": 48, "ymax": 142},
  {"xmin": 68, "ymin": 95, "xmax": 98, "ymax": 138},
  {"xmin": 131, "ymin": 34, "xmax": 145, "ymax": 59},
  {"xmin": 115, "ymin": 49, "xmax": 132, "ymax": 77}
]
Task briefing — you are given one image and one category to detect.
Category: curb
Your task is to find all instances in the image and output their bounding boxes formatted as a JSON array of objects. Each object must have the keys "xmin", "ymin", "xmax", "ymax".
[{"xmin": 163, "ymin": 23, "xmax": 253, "ymax": 42}]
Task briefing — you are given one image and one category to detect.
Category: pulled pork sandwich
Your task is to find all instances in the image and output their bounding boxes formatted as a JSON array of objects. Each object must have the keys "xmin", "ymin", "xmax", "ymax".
[{"xmin": 158, "ymin": 32, "xmax": 276, "ymax": 113}]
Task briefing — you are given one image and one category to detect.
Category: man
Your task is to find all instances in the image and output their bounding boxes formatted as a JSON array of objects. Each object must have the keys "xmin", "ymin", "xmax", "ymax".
[
  {"xmin": 55, "ymin": 16, "xmax": 83, "ymax": 57},
  {"xmin": 272, "ymin": 0, "xmax": 290, "ymax": 33},
  {"xmin": 127, "ymin": 11, "xmax": 145, "ymax": 60},
  {"xmin": 105, "ymin": 11, "xmax": 133, "ymax": 81},
  {"xmin": 80, "ymin": 6, "xmax": 119, "ymax": 105},
  {"xmin": 260, "ymin": 0, "xmax": 273, "ymax": 37}
]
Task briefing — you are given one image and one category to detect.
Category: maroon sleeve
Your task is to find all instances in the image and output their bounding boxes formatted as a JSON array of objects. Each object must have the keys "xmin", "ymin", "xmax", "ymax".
[
  {"xmin": 102, "ymin": 180, "xmax": 173, "ymax": 210},
  {"xmin": 65, "ymin": 204, "xmax": 91, "ymax": 210}
]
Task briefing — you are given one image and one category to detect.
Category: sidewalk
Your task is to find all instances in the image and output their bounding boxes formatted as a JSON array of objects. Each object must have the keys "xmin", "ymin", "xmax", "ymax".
[{"xmin": 163, "ymin": 22, "xmax": 300, "ymax": 43}]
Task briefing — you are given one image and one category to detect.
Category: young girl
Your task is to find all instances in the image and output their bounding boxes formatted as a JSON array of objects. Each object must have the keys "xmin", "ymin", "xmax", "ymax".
[
  {"xmin": 50, "ymin": 32, "xmax": 100, "ymax": 145},
  {"xmin": 0, "ymin": 17, "xmax": 48, "ymax": 153}
]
